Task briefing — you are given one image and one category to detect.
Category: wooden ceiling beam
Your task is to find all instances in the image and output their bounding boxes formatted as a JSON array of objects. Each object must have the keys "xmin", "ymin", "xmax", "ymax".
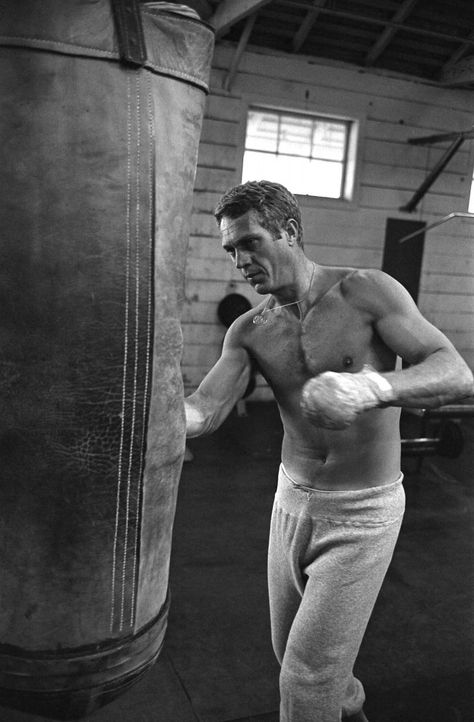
[
  {"xmin": 364, "ymin": 0, "xmax": 420, "ymax": 66},
  {"xmin": 440, "ymin": 29, "xmax": 474, "ymax": 75},
  {"xmin": 291, "ymin": 0, "xmax": 327, "ymax": 53},
  {"xmin": 278, "ymin": 1, "xmax": 474, "ymax": 49},
  {"xmin": 210, "ymin": 0, "xmax": 272, "ymax": 38},
  {"xmin": 440, "ymin": 55, "xmax": 474, "ymax": 87},
  {"xmin": 223, "ymin": 12, "xmax": 257, "ymax": 91}
]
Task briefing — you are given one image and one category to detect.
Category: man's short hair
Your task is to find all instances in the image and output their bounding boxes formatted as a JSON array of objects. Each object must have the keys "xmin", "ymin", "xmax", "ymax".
[{"xmin": 214, "ymin": 180, "xmax": 304, "ymax": 247}]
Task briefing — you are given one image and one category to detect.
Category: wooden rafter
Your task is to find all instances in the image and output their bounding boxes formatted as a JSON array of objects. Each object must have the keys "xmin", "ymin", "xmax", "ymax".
[
  {"xmin": 364, "ymin": 0, "xmax": 420, "ymax": 66},
  {"xmin": 210, "ymin": 0, "xmax": 272, "ymax": 38},
  {"xmin": 292, "ymin": 0, "xmax": 327, "ymax": 53},
  {"xmin": 278, "ymin": 1, "xmax": 474, "ymax": 49},
  {"xmin": 441, "ymin": 55, "xmax": 474, "ymax": 87},
  {"xmin": 223, "ymin": 13, "xmax": 257, "ymax": 91},
  {"xmin": 441, "ymin": 29, "xmax": 474, "ymax": 75}
]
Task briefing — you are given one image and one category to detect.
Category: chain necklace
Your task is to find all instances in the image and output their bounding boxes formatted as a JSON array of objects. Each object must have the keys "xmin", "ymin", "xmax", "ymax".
[{"xmin": 253, "ymin": 263, "xmax": 316, "ymax": 325}]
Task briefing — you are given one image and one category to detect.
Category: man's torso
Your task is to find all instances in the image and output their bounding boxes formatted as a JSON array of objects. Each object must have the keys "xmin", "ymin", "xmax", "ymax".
[{"xmin": 239, "ymin": 267, "xmax": 401, "ymax": 489}]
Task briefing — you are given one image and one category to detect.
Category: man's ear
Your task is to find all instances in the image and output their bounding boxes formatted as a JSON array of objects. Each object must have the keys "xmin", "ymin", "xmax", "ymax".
[{"xmin": 286, "ymin": 218, "xmax": 299, "ymax": 246}]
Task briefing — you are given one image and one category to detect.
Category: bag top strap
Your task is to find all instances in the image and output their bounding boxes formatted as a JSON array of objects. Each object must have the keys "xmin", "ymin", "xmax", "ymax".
[{"xmin": 111, "ymin": 0, "xmax": 147, "ymax": 67}]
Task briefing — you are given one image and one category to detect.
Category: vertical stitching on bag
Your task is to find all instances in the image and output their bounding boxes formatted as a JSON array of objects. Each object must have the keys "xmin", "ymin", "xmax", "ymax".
[
  {"xmin": 130, "ymin": 73, "xmax": 154, "ymax": 628},
  {"xmin": 120, "ymin": 72, "xmax": 141, "ymax": 631},
  {"xmin": 110, "ymin": 74, "xmax": 133, "ymax": 634}
]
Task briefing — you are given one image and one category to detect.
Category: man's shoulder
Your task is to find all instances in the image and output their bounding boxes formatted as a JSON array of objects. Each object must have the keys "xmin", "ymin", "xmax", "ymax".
[
  {"xmin": 224, "ymin": 301, "xmax": 266, "ymax": 345},
  {"xmin": 338, "ymin": 267, "xmax": 411, "ymax": 318},
  {"xmin": 315, "ymin": 265, "xmax": 374, "ymax": 301},
  {"xmin": 339, "ymin": 267, "xmax": 394, "ymax": 298}
]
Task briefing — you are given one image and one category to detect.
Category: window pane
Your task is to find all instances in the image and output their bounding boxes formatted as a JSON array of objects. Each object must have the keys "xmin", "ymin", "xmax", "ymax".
[
  {"xmin": 312, "ymin": 121, "xmax": 347, "ymax": 161},
  {"xmin": 305, "ymin": 158, "xmax": 344, "ymax": 197},
  {"xmin": 246, "ymin": 110, "xmax": 278, "ymax": 152},
  {"xmin": 278, "ymin": 115, "xmax": 313, "ymax": 157},
  {"xmin": 242, "ymin": 151, "xmax": 343, "ymax": 198},
  {"xmin": 242, "ymin": 150, "xmax": 280, "ymax": 183}
]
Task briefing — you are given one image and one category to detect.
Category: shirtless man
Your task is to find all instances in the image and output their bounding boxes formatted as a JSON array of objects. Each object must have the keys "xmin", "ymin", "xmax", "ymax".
[{"xmin": 184, "ymin": 180, "xmax": 473, "ymax": 722}]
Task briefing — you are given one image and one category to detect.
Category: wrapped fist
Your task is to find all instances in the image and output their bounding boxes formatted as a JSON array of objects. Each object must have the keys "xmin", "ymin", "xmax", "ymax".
[{"xmin": 301, "ymin": 365, "xmax": 394, "ymax": 429}]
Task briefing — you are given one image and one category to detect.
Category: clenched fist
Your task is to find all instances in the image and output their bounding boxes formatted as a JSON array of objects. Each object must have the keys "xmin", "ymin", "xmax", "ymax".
[{"xmin": 301, "ymin": 365, "xmax": 394, "ymax": 429}]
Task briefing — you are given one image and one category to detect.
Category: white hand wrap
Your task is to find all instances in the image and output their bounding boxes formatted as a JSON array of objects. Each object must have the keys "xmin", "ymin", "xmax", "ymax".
[{"xmin": 301, "ymin": 365, "xmax": 394, "ymax": 429}]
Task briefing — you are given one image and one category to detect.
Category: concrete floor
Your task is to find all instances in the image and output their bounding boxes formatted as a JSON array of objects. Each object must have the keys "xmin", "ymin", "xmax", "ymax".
[{"xmin": 1, "ymin": 402, "xmax": 473, "ymax": 722}]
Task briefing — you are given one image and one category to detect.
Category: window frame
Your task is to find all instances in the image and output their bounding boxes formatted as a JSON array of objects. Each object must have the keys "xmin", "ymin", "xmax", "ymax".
[{"xmin": 237, "ymin": 97, "xmax": 365, "ymax": 211}]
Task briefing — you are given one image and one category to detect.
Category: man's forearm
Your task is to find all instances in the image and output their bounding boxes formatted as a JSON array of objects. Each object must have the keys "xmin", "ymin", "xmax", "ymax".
[
  {"xmin": 301, "ymin": 349, "xmax": 473, "ymax": 430},
  {"xmin": 383, "ymin": 348, "xmax": 474, "ymax": 408}
]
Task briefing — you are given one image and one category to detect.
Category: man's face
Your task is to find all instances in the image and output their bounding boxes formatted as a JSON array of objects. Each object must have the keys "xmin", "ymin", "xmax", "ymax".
[{"xmin": 220, "ymin": 210, "xmax": 292, "ymax": 295}]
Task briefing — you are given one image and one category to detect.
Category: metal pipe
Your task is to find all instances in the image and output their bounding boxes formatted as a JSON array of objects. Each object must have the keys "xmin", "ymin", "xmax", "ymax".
[
  {"xmin": 408, "ymin": 128, "xmax": 474, "ymax": 146},
  {"xmin": 424, "ymin": 405, "xmax": 474, "ymax": 418},
  {"xmin": 398, "ymin": 212, "xmax": 474, "ymax": 243},
  {"xmin": 401, "ymin": 438, "xmax": 438, "ymax": 454}
]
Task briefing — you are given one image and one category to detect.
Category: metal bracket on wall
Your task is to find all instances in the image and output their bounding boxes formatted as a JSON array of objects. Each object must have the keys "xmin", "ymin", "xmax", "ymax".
[
  {"xmin": 398, "ymin": 211, "xmax": 474, "ymax": 244},
  {"xmin": 399, "ymin": 126, "xmax": 474, "ymax": 213}
]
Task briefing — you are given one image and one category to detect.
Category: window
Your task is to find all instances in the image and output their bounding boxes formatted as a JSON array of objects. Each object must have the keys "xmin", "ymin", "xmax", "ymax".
[{"xmin": 242, "ymin": 107, "xmax": 356, "ymax": 200}]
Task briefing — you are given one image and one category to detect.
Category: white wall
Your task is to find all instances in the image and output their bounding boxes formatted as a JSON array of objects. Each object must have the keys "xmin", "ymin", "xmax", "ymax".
[{"xmin": 182, "ymin": 43, "xmax": 474, "ymax": 399}]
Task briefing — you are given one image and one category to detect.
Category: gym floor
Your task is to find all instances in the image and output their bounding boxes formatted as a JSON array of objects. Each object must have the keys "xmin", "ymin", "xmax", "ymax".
[{"xmin": 3, "ymin": 402, "xmax": 473, "ymax": 722}]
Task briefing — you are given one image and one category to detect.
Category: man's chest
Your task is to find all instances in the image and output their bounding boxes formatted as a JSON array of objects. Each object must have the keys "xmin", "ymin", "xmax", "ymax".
[
  {"xmin": 301, "ymin": 295, "xmax": 375, "ymax": 374},
  {"xmin": 248, "ymin": 296, "xmax": 375, "ymax": 388}
]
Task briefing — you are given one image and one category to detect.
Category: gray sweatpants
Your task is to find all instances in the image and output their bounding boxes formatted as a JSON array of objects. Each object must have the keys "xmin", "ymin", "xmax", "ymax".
[{"xmin": 268, "ymin": 465, "xmax": 405, "ymax": 722}]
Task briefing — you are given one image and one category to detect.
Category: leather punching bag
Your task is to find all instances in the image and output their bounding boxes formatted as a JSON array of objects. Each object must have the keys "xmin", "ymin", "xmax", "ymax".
[{"xmin": 0, "ymin": 1, "xmax": 213, "ymax": 718}]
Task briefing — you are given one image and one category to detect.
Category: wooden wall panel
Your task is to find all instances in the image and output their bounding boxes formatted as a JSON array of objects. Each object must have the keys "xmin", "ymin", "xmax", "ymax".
[{"xmin": 182, "ymin": 43, "xmax": 474, "ymax": 397}]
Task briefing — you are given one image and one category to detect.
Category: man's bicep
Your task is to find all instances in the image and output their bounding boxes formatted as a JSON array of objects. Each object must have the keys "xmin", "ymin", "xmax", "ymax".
[{"xmin": 375, "ymin": 306, "xmax": 454, "ymax": 365}]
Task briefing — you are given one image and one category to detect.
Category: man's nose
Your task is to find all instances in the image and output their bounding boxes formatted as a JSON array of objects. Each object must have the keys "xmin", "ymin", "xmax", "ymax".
[{"xmin": 235, "ymin": 249, "xmax": 251, "ymax": 268}]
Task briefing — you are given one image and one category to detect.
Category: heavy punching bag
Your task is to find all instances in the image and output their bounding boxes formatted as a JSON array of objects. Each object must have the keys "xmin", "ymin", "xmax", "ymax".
[{"xmin": 0, "ymin": 1, "xmax": 213, "ymax": 718}]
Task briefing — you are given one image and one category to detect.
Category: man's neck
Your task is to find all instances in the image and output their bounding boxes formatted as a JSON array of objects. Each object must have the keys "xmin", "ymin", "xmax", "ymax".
[{"xmin": 270, "ymin": 260, "xmax": 317, "ymax": 316}]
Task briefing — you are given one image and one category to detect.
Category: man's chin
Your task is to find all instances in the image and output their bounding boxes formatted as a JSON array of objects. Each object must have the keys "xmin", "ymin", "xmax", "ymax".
[{"xmin": 250, "ymin": 278, "xmax": 268, "ymax": 294}]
